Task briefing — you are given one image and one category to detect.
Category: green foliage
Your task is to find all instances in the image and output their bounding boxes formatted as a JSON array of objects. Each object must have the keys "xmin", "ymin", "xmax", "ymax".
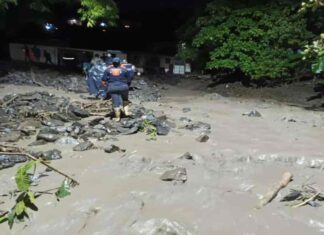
[
  {"xmin": 55, "ymin": 179, "xmax": 71, "ymax": 200},
  {"xmin": 0, "ymin": 0, "xmax": 118, "ymax": 27},
  {"xmin": 141, "ymin": 119, "xmax": 157, "ymax": 140},
  {"xmin": 300, "ymin": 0, "xmax": 324, "ymax": 74},
  {"xmin": 15, "ymin": 160, "xmax": 36, "ymax": 192},
  {"xmin": 78, "ymin": 0, "xmax": 118, "ymax": 27},
  {"xmin": 0, "ymin": 160, "xmax": 74, "ymax": 229},
  {"xmin": 0, "ymin": 0, "xmax": 17, "ymax": 11},
  {"xmin": 179, "ymin": 1, "xmax": 315, "ymax": 79},
  {"xmin": 302, "ymin": 34, "xmax": 324, "ymax": 73},
  {"xmin": 300, "ymin": 0, "xmax": 324, "ymax": 12}
]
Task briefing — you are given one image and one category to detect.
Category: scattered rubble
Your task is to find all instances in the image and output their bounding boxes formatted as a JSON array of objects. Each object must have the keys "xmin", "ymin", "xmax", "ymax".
[
  {"xmin": 242, "ymin": 110, "xmax": 262, "ymax": 117},
  {"xmin": 160, "ymin": 167, "xmax": 187, "ymax": 183},
  {"xmin": 196, "ymin": 133, "xmax": 209, "ymax": 142}
]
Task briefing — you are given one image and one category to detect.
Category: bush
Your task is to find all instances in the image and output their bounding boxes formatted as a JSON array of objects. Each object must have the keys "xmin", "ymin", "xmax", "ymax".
[{"xmin": 179, "ymin": 1, "xmax": 315, "ymax": 80}]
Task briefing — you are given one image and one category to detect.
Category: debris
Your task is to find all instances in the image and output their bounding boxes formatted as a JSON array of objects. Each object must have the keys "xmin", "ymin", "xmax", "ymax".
[
  {"xmin": 280, "ymin": 190, "xmax": 301, "ymax": 202},
  {"xmin": 73, "ymin": 141, "xmax": 94, "ymax": 151},
  {"xmin": 0, "ymin": 145, "xmax": 79, "ymax": 186},
  {"xmin": 196, "ymin": 133, "xmax": 209, "ymax": 142},
  {"xmin": 243, "ymin": 110, "xmax": 262, "ymax": 117},
  {"xmin": 160, "ymin": 167, "xmax": 187, "ymax": 183},
  {"xmin": 55, "ymin": 137, "xmax": 80, "ymax": 145},
  {"xmin": 258, "ymin": 172, "xmax": 293, "ymax": 208},
  {"xmin": 104, "ymin": 144, "xmax": 125, "ymax": 153},
  {"xmin": 293, "ymin": 192, "xmax": 321, "ymax": 208},
  {"xmin": 182, "ymin": 107, "xmax": 191, "ymax": 113},
  {"xmin": 179, "ymin": 152, "xmax": 194, "ymax": 160}
]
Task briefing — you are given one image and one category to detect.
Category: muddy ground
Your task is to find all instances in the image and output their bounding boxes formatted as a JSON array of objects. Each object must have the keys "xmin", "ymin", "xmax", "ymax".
[{"xmin": 1, "ymin": 70, "xmax": 324, "ymax": 235}]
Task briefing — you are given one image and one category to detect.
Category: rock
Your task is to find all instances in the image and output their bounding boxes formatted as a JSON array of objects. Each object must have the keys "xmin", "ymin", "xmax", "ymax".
[
  {"xmin": 160, "ymin": 167, "xmax": 187, "ymax": 183},
  {"xmin": 117, "ymin": 126, "xmax": 139, "ymax": 135},
  {"xmin": 131, "ymin": 218, "xmax": 192, "ymax": 235},
  {"xmin": 70, "ymin": 106, "xmax": 90, "ymax": 118},
  {"xmin": 89, "ymin": 117, "xmax": 104, "ymax": 126},
  {"xmin": 186, "ymin": 121, "xmax": 211, "ymax": 132},
  {"xmin": 37, "ymin": 133, "xmax": 60, "ymax": 142},
  {"xmin": 86, "ymin": 129, "xmax": 107, "ymax": 139},
  {"xmin": 20, "ymin": 125, "xmax": 37, "ymax": 136},
  {"xmin": 0, "ymin": 154, "xmax": 28, "ymax": 170},
  {"xmin": 51, "ymin": 113, "xmax": 70, "ymax": 122},
  {"xmin": 93, "ymin": 124, "xmax": 106, "ymax": 130},
  {"xmin": 28, "ymin": 139, "xmax": 48, "ymax": 146},
  {"xmin": 196, "ymin": 133, "xmax": 209, "ymax": 142},
  {"xmin": 242, "ymin": 110, "xmax": 262, "ymax": 117},
  {"xmin": 0, "ymin": 130, "xmax": 21, "ymax": 142},
  {"xmin": 73, "ymin": 141, "xmax": 94, "ymax": 151},
  {"xmin": 104, "ymin": 144, "xmax": 125, "ymax": 153},
  {"xmin": 179, "ymin": 117, "xmax": 192, "ymax": 124},
  {"xmin": 55, "ymin": 137, "xmax": 80, "ymax": 145},
  {"xmin": 41, "ymin": 119, "xmax": 65, "ymax": 127},
  {"xmin": 179, "ymin": 152, "xmax": 194, "ymax": 160},
  {"xmin": 156, "ymin": 122, "xmax": 170, "ymax": 136},
  {"xmin": 41, "ymin": 149, "xmax": 62, "ymax": 160},
  {"xmin": 182, "ymin": 107, "xmax": 191, "ymax": 113}
]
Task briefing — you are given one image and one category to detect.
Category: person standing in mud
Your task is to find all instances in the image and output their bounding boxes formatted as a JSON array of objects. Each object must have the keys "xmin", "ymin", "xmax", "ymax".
[
  {"xmin": 101, "ymin": 57, "xmax": 130, "ymax": 121},
  {"xmin": 121, "ymin": 59, "xmax": 135, "ymax": 116}
]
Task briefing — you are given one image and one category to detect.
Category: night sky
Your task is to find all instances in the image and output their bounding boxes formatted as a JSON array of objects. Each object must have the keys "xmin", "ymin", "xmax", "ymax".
[{"xmin": 1, "ymin": 0, "xmax": 204, "ymax": 56}]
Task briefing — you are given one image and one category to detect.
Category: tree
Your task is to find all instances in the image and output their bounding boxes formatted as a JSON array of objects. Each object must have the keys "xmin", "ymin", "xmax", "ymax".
[
  {"xmin": 0, "ymin": 0, "xmax": 118, "ymax": 27},
  {"xmin": 178, "ymin": 0, "xmax": 315, "ymax": 80},
  {"xmin": 300, "ymin": 0, "xmax": 324, "ymax": 74}
]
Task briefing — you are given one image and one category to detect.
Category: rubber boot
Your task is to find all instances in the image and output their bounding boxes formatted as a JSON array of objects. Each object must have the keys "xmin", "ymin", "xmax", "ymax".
[
  {"xmin": 113, "ymin": 107, "xmax": 121, "ymax": 122},
  {"xmin": 124, "ymin": 102, "xmax": 133, "ymax": 117},
  {"xmin": 123, "ymin": 101, "xmax": 132, "ymax": 117}
]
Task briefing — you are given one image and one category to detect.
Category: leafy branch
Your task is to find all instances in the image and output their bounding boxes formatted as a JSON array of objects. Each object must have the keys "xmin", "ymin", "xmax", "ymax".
[{"xmin": 0, "ymin": 147, "xmax": 79, "ymax": 229}]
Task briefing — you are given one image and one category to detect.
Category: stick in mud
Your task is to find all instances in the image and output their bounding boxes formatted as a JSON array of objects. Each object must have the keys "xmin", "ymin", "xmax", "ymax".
[
  {"xmin": 292, "ymin": 192, "xmax": 321, "ymax": 208},
  {"xmin": 0, "ymin": 150, "xmax": 79, "ymax": 187},
  {"xmin": 257, "ymin": 172, "xmax": 293, "ymax": 208}
]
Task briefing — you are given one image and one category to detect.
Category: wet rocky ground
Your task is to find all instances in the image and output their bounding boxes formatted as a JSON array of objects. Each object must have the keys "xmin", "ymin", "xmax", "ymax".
[{"xmin": 1, "ymin": 68, "xmax": 324, "ymax": 234}]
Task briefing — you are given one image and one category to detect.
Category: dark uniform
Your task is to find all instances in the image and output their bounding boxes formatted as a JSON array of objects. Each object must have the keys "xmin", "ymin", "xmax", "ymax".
[
  {"xmin": 121, "ymin": 61, "xmax": 135, "ymax": 86},
  {"xmin": 102, "ymin": 57, "xmax": 129, "ymax": 111},
  {"xmin": 88, "ymin": 62, "xmax": 107, "ymax": 98}
]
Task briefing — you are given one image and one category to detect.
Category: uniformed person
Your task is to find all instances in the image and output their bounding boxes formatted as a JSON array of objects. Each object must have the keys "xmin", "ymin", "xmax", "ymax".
[{"xmin": 101, "ymin": 57, "xmax": 130, "ymax": 121}]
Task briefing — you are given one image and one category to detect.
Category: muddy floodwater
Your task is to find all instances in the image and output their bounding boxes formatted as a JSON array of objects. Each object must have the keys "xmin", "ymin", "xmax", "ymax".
[{"xmin": 1, "ymin": 74, "xmax": 324, "ymax": 235}]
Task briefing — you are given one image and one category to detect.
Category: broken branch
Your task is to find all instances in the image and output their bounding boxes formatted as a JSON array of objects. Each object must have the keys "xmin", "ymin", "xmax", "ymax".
[
  {"xmin": 258, "ymin": 172, "xmax": 293, "ymax": 208},
  {"xmin": 292, "ymin": 192, "xmax": 321, "ymax": 208},
  {"xmin": 0, "ymin": 151, "xmax": 79, "ymax": 187}
]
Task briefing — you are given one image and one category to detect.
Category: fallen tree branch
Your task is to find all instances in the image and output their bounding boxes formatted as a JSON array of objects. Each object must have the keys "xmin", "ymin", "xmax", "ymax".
[
  {"xmin": 257, "ymin": 172, "xmax": 293, "ymax": 208},
  {"xmin": 292, "ymin": 192, "xmax": 321, "ymax": 208},
  {"xmin": 0, "ymin": 151, "xmax": 79, "ymax": 187},
  {"xmin": 1, "ymin": 95, "xmax": 18, "ymax": 108}
]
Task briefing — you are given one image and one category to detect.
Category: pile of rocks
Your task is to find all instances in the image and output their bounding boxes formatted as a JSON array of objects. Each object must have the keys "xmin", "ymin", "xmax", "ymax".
[
  {"xmin": 0, "ymin": 69, "xmax": 162, "ymax": 102},
  {"xmin": 129, "ymin": 80, "xmax": 161, "ymax": 102},
  {"xmin": 0, "ymin": 69, "xmax": 87, "ymax": 93}
]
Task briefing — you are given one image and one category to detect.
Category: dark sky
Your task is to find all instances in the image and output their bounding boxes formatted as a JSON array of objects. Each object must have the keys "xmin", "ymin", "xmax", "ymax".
[{"xmin": 1, "ymin": 0, "xmax": 204, "ymax": 55}]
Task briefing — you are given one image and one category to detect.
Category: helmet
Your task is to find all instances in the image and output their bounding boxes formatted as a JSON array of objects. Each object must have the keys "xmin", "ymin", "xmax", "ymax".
[
  {"xmin": 121, "ymin": 59, "xmax": 127, "ymax": 64},
  {"xmin": 112, "ymin": 57, "xmax": 121, "ymax": 67}
]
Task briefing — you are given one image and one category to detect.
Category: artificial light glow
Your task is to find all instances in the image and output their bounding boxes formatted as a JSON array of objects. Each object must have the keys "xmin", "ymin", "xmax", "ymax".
[
  {"xmin": 124, "ymin": 24, "xmax": 130, "ymax": 29},
  {"xmin": 100, "ymin": 22, "xmax": 108, "ymax": 28},
  {"xmin": 67, "ymin": 18, "xmax": 82, "ymax": 26},
  {"xmin": 44, "ymin": 23, "xmax": 58, "ymax": 31},
  {"xmin": 62, "ymin": 57, "xmax": 75, "ymax": 60}
]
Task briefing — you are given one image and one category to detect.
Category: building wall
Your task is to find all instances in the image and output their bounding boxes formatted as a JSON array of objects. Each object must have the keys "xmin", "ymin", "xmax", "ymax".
[
  {"xmin": 10, "ymin": 43, "xmax": 58, "ymax": 64},
  {"xmin": 9, "ymin": 43, "xmax": 126, "ymax": 65}
]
